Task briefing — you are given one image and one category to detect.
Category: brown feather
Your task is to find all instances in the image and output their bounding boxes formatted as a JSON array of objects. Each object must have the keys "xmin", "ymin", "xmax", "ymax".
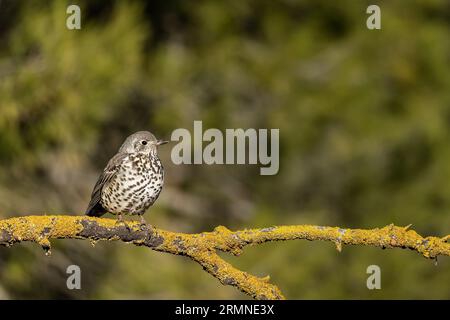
[{"xmin": 85, "ymin": 152, "xmax": 128, "ymax": 216}]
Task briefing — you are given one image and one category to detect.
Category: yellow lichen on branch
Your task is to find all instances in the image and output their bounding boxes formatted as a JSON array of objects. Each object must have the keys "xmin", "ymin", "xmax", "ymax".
[{"xmin": 0, "ymin": 215, "xmax": 449, "ymax": 299}]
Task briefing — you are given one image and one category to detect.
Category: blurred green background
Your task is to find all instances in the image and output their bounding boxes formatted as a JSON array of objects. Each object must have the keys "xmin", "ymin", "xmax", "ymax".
[{"xmin": 0, "ymin": 0, "xmax": 449, "ymax": 299}]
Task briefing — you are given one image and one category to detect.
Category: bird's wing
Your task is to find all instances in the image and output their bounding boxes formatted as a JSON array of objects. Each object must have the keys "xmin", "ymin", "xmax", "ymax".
[{"xmin": 85, "ymin": 152, "xmax": 128, "ymax": 216}]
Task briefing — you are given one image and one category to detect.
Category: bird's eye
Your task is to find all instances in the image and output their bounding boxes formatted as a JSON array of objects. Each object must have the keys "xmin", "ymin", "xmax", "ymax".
[{"xmin": 141, "ymin": 140, "xmax": 147, "ymax": 145}]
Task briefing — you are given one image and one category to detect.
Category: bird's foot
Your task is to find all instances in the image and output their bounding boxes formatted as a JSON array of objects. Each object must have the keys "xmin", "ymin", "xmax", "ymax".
[
  {"xmin": 115, "ymin": 214, "xmax": 130, "ymax": 230},
  {"xmin": 139, "ymin": 216, "xmax": 153, "ymax": 233}
]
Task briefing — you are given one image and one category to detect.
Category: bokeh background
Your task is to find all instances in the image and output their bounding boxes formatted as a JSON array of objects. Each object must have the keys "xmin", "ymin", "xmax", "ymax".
[{"xmin": 0, "ymin": 0, "xmax": 449, "ymax": 299}]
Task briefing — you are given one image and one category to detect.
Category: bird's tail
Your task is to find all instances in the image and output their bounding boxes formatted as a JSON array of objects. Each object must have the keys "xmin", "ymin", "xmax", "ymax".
[{"xmin": 85, "ymin": 203, "xmax": 106, "ymax": 217}]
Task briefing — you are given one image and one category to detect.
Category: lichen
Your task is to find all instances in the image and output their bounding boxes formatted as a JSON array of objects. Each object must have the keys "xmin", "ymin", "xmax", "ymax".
[{"xmin": 0, "ymin": 215, "xmax": 448, "ymax": 300}]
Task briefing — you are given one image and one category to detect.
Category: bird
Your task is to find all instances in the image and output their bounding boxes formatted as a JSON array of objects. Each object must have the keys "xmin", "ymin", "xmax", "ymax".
[{"xmin": 85, "ymin": 131, "xmax": 168, "ymax": 226}]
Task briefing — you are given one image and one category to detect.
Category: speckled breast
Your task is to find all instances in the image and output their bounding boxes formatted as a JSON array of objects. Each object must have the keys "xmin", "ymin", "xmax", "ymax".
[{"xmin": 101, "ymin": 153, "xmax": 164, "ymax": 215}]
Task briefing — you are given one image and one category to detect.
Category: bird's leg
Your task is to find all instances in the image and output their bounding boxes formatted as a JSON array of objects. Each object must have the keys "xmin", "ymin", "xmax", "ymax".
[
  {"xmin": 115, "ymin": 213, "xmax": 127, "ymax": 226},
  {"xmin": 139, "ymin": 215, "xmax": 153, "ymax": 233},
  {"xmin": 115, "ymin": 214, "xmax": 131, "ymax": 231}
]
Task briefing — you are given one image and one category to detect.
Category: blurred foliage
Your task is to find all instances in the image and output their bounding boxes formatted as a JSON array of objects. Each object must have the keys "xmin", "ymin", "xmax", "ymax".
[{"xmin": 0, "ymin": 0, "xmax": 449, "ymax": 299}]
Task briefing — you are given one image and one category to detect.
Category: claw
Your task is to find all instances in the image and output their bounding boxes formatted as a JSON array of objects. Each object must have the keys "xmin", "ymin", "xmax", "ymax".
[
  {"xmin": 115, "ymin": 214, "xmax": 130, "ymax": 231},
  {"xmin": 139, "ymin": 215, "xmax": 153, "ymax": 233}
]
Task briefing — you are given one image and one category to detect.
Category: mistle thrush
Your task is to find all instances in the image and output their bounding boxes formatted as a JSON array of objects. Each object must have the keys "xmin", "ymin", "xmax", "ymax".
[{"xmin": 85, "ymin": 131, "xmax": 168, "ymax": 225}]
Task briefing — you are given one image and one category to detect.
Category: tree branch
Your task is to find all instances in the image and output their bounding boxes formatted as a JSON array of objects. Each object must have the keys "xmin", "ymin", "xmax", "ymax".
[{"xmin": 0, "ymin": 215, "xmax": 449, "ymax": 299}]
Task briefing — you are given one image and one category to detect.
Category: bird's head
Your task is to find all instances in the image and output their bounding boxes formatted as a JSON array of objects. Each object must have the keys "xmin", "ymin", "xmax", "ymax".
[{"xmin": 119, "ymin": 131, "xmax": 168, "ymax": 156}]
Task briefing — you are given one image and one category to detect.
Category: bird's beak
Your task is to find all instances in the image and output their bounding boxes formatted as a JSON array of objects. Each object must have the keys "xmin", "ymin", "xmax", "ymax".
[{"xmin": 157, "ymin": 140, "xmax": 169, "ymax": 146}]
